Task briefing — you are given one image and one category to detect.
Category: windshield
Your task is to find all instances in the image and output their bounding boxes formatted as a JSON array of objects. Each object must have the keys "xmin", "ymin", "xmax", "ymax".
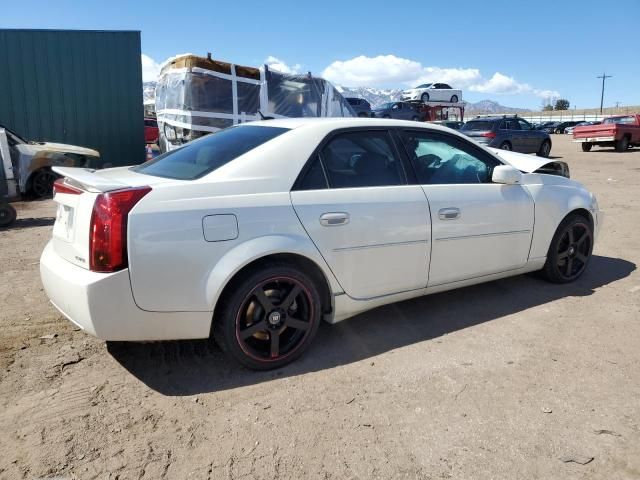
[
  {"xmin": 133, "ymin": 125, "xmax": 289, "ymax": 180},
  {"xmin": 461, "ymin": 120, "xmax": 495, "ymax": 131},
  {"xmin": 603, "ymin": 116, "xmax": 635, "ymax": 125},
  {"xmin": 416, "ymin": 83, "xmax": 432, "ymax": 88},
  {"xmin": 375, "ymin": 102, "xmax": 394, "ymax": 110}
]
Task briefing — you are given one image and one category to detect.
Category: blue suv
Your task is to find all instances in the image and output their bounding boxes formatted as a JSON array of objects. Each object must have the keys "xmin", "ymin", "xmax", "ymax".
[{"xmin": 460, "ymin": 116, "xmax": 552, "ymax": 157}]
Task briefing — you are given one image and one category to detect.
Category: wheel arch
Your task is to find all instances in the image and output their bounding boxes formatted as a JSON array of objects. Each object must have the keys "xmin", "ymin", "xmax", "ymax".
[{"xmin": 205, "ymin": 235, "xmax": 341, "ymax": 331}]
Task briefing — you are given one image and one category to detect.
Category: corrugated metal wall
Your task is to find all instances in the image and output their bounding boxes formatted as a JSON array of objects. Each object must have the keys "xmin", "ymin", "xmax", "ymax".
[{"xmin": 0, "ymin": 29, "xmax": 144, "ymax": 167}]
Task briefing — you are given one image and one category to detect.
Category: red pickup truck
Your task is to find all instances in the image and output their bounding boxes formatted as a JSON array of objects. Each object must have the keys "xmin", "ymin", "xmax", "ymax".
[{"xmin": 573, "ymin": 114, "xmax": 640, "ymax": 152}]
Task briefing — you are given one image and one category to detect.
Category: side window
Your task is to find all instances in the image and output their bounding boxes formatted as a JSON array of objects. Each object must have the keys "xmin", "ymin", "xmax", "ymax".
[
  {"xmin": 517, "ymin": 119, "xmax": 531, "ymax": 130},
  {"xmin": 402, "ymin": 131, "xmax": 500, "ymax": 185},
  {"xmin": 441, "ymin": 84, "xmax": 452, "ymax": 89},
  {"xmin": 320, "ymin": 130, "xmax": 405, "ymax": 188},
  {"xmin": 505, "ymin": 120, "xmax": 520, "ymax": 130},
  {"xmin": 297, "ymin": 154, "xmax": 328, "ymax": 190}
]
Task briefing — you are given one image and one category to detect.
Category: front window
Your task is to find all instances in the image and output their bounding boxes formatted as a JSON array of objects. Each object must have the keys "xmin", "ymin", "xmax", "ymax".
[
  {"xmin": 376, "ymin": 102, "xmax": 394, "ymax": 110},
  {"xmin": 416, "ymin": 84, "xmax": 432, "ymax": 89},
  {"xmin": 133, "ymin": 125, "xmax": 289, "ymax": 180},
  {"xmin": 603, "ymin": 116, "xmax": 635, "ymax": 125},
  {"xmin": 402, "ymin": 131, "xmax": 500, "ymax": 184}
]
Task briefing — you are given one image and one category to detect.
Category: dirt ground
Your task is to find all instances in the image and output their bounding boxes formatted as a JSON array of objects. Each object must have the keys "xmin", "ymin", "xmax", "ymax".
[{"xmin": 1, "ymin": 135, "xmax": 639, "ymax": 480}]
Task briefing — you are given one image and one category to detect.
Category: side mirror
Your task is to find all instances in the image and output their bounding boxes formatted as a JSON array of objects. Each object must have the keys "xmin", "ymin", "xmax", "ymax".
[{"xmin": 492, "ymin": 165, "xmax": 522, "ymax": 185}]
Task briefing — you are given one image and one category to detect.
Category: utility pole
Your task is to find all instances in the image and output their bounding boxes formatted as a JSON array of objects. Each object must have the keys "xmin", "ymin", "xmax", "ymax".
[{"xmin": 597, "ymin": 72, "xmax": 612, "ymax": 114}]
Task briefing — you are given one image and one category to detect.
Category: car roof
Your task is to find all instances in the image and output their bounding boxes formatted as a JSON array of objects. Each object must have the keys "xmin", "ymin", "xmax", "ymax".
[{"xmin": 239, "ymin": 117, "xmax": 454, "ymax": 135}]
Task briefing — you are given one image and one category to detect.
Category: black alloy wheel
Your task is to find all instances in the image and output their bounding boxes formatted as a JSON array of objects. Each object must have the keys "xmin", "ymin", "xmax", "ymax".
[
  {"xmin": 31, "ymin": 169, "xmax": 58, "ymax": 198},
  {"xmin": 500, "ymin": 142, "xmax": 512, "ymax": 151},
  {"xmin": 542, "ymin": 214, "xmax": 593, "ymax": 283},
  {"xmin": 213, "ymin": 266, "xmax": 321, "ymax": 370}
]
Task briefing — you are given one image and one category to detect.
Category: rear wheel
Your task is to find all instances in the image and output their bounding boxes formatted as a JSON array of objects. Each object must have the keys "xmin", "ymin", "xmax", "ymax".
[
  {"xmin": 541, "ymin": 213, "xmax": 593, "ymax": 283},
  {"xmin": 581, "ymin": 143, "xmax": 592, "ymax": 152},
  {"xmin": 615, "ymin": 136, "xmax": 629, "ymax": 152},
  {"xmin": 421, "ymin": 93, "xmax": 429, "ymax": 103},
  {"xmin": 450, "ymin": 95, "xmax": 459, "ymax": 103},
  {"xmin": 411, "ymin": 116, "xmax": 419, "ymax": 121},
  {"xmin": 537, "ymin": 140, "xmax": 551, "ymax": 157},
  {"xmin": 212, "ymin": 265, "xmax": 321, "ymax": 370},
  {"xmin": 0, "ymin": 203, "xmax": 17, "ymax": 227},
  {"xmin": 357, "ymin": 112, "xmax": 369, "ymax": 117},
  {"xmin": 499, "ymin": 141, "xmax": 512, "ymax": 151}
]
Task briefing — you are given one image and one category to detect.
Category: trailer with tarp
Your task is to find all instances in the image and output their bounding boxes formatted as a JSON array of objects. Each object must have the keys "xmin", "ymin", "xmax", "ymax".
[{"xmin": 155, "ymin": 54, "xmax": 355, "ymax": 152}]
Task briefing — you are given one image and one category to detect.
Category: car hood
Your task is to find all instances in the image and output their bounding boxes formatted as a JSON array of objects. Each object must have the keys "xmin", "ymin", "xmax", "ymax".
[
  {"xmin": 20, "ymin": 141, "xmax": 100, "ymax": 157},
  {"xmin": 488, "ymin": 148, "xmax": 569, "ymax": 177}
]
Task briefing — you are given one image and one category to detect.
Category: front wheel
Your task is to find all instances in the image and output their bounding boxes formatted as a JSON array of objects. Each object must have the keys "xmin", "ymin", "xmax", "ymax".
[
  {"xmin": 212, "ymin": 265, "xmax": 322, "ymax": 370},
  {"xmin": 541, "ymin": 213, "xmax": 593, "ymax": 283},
  {"xmin": 421, "ymin": 93, "xmax": 429, "ymax": 103},
  {"xmin": 31, "ymin": 169, "xmax": 58, "ymax": 198},
  {"xmin": 581, "ymin": 143, "xmax": 592, "ymax": 152},
  {"xmin": 450, "ymin": 95, "xmax": 458, "ymax": 103},
  {"xmin": 499, "ymin": 141, "xmax": 512, "ymax": 151},
  {"xmin": 537, "ymin": 140, "xmax": 551, "ymax": 157}
]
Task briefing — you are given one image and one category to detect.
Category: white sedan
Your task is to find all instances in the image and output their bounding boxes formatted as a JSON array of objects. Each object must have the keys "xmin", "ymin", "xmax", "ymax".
[
  {"xmin": 402, "ymin": 83, "xmax": 462, "ymax": 103},
  {"xmin": 41, "ymin": 118, "xmax": 601, "ymax": 370}
]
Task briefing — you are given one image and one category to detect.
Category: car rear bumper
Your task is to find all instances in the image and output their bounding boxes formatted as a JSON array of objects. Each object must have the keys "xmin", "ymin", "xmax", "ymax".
[
  {"xmin": 573, "ymin": 136, "xmax": 615, "ymax": 143},
  {"xmin": 40, "ymin": 241, "xmax": 211, "ymax": 341}
]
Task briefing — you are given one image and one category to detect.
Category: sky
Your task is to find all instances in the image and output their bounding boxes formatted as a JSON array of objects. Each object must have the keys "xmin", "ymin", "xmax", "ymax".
[{"xmin": 3, "ymin": 0, "xmax": 639, "ymax": 109}]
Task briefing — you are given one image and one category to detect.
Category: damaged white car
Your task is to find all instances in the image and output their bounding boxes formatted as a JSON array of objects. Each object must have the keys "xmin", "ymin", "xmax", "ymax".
[
  {"xmin": 41, "ymin": 118, "xmax": 601, "ymax": 370},
  {"xmin": 0, "ymin": 125, "xmax": 100, "ymax": 198}
]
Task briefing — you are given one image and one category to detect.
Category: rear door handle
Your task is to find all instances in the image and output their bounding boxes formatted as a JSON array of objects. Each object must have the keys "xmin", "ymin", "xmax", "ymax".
[
  {"xmin": 438, "ymin": 207, "xmax": 461, "ymax": 220},
  {"xmin": 320, "ymin": 212, "xmax": 350, "ymax": 226}
]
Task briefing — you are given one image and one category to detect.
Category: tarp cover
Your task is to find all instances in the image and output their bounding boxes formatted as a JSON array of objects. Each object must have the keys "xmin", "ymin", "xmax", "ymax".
[{"xmin": 156, "ymin": 54, "xmax": 355, "ymax": 150}]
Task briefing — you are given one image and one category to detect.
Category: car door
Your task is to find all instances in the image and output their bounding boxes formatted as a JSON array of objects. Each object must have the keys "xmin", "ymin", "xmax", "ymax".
[
  {"xmin": 399, "ymin": 129, "xmax": 534, "ymax": 286},
  {"xmin": 502, "ymin": 118, "xmax": 525, "ymax": 151},
  {"xmin": 290, "ymin": 129, "xmax": 431, "ymax": 299},
  {"xmin": 430, "ymin": 84, "xmax": 443, "ymax": 101},
  {"xmin": 517, "ymin": 118, "xmax": 537, "ymax": 152}
]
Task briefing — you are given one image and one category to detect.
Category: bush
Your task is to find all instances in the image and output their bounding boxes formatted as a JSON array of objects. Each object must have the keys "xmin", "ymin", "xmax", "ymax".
[{"xmin": 555, "ymin": 99, "xmax": 570, "ymax": 110}]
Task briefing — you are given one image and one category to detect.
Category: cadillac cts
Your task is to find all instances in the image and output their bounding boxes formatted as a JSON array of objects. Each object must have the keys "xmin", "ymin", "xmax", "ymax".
[{"xmin": 41, "ymin": 118, "xmax": 602, "ymax": 370}]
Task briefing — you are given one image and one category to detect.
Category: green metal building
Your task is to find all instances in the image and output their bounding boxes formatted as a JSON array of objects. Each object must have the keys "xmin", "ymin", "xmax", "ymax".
[{"xmin": 0, "ymin": 29, "xmax": 144, "ymax": 167}]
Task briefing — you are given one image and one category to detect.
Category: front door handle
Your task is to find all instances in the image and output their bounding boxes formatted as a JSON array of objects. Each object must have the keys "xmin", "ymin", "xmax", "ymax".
[
  {"xmin": 438, "ymin": 207, "xmax": 461, "ymax": 220},
  {"xmin": 320, "ymin": 212, "xmax": 350, "ymax": 226}
]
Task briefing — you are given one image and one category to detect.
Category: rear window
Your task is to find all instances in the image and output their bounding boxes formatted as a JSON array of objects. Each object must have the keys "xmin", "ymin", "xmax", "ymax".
[
  {"xmin": 133, "ymin": 125, "xmax": 289, "ymax": 180},
  {"xmin": 462, "ymin": 120, "xmax": 495, "ymax": 131},
  {"xmin": 603, "ymin": 116, "xmax": 635, "ymax": 125}
]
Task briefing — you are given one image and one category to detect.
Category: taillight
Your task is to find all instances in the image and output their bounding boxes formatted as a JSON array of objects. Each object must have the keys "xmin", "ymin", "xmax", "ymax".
[
  {"xmin": 53, "ymin": 178, "xmax": 83, "ymax": 195},
  {"xmin": 481, "ymin": 131, "xmax": 497, "ymax": 139},
  {"xmin": 89, "ymin": 186, "xmax": 151, "ymax": 272}
]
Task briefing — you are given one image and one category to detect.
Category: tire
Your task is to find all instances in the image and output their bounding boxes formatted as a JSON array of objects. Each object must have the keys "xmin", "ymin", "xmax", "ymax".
[
  {"xmin": 541, "ymin": 213, "xmax": 593, "ymax": 283},
  {"xmin": 450, "ymin": 95, "xmax": 458, "ymax": 103},
  {"xmin": 0, "ymin": 203, "xmax": 17, "ymax": 227},
  {"xmin": 555, "ymin": 128, "xmax": 562, "ymax": 134},
  {"xmin": 615, "ymin": 136, "xmax": 629, "ymax": 152},
  {"xmin": 536, "ymin": 140, "xmax": 551, "ymax": 158},
  {"xmin": 421, "ymin": 93, "xmax": 429, "ymax": 103},
  {"xmin": 358, "ymin": 112, "xmax": 369, "ymax": 118},
  {"xmin": 212, "ymin": 264, "xmax": 322, "ymax": 370},
  {"xmin": 30, "ymin": 169, "xmax": 58, "ymax": 198},
  {"xmin": 411, "ymin": 116, "xmax": 419, "ymax": 121},
  {"xmin": 499, "ymin": 141, "xmax": 512, "ymax": 151},
  {"xmin": 383, "ymin": 115, "xmax": 391, "ymax": 119},
  {"xmin": 581, "ymin": 143, "xmax": 592, "ymax": 152}
]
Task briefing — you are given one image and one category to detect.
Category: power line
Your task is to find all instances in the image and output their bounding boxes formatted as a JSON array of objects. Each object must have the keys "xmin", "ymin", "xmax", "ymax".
[{"xmin": 597, "ymin": 73, "xmax": 612, "ymax": 114}]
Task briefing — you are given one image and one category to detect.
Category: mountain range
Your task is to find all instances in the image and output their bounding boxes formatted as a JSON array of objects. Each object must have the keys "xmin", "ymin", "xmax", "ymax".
[{"xmin": 143, "ymin": 81, "xmax": 526, "ymax": 115}]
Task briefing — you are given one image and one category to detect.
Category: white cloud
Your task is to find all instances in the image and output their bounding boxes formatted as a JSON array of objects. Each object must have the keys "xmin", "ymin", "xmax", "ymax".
[
  {"xmin": 320, "ymin": 54, "xmax": 559, "ymax": 99},
  {"xmin": 141, "ymin": 54, "xmax": 161, "ymax": 82},
  {"xmin": 264, "ymin": 56, "xmax": 302, "ymax": 75},
  {"xmin": 321, "ymin": 55, "xmax": 481, "ymax": 89},
  {"xmin": 469, "ymin": 72, "xmax": 560, "ymax": 99}
]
